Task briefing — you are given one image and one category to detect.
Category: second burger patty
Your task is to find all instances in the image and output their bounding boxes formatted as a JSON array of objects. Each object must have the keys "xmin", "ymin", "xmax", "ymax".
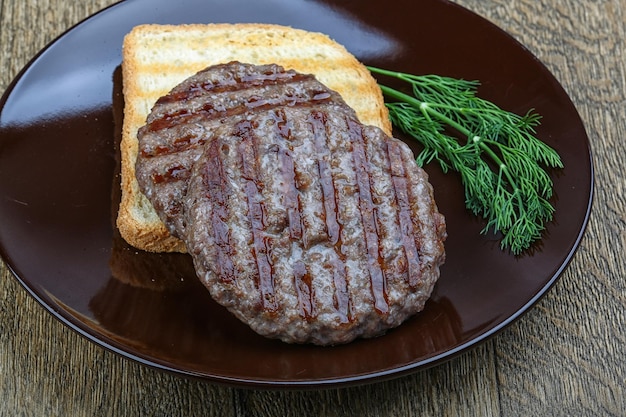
[{"xmin": 136, "ymin": 61, "xmax": 355, "ymax": 239}]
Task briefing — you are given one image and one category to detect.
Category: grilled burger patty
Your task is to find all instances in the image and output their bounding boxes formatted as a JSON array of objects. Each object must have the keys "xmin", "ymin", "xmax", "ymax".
[
  {"xmin": 184, "ymin": 107, "xmax": 446, "ymax": 345},
  {"xmin": 136, "ymin": 61, "xmax": 446, "ymax": 345},
  {"xmin": 135, "ymin": 61, "xmax": 355, "ymax": 239}
]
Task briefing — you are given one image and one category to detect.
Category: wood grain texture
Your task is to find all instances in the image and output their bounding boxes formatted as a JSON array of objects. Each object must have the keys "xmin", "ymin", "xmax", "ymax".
[{"xmin": 1, "ymin": 0, "xmax": 624, "ymax": 416}]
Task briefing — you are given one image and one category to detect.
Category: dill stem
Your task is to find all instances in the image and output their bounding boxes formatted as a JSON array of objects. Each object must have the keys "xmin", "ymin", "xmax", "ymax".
[
  {"xmin": 367, "ymin": 66, "xmax": 408, "ymax": 80},
  {"xmin": 376, "ymin": 83, "xmax": 420, "ymax": 108}
]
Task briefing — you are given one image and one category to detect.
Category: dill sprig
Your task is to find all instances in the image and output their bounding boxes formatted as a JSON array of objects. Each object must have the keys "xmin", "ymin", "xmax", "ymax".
[{"xmin": 367, "ymin": 67, "xmax": 563, "ymax": 255}]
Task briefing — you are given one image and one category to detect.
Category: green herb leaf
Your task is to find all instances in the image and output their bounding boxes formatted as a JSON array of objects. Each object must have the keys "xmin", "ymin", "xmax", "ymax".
[{"xmin": 367, "ymin": 66, "xmax": 563, "ymax": 255}]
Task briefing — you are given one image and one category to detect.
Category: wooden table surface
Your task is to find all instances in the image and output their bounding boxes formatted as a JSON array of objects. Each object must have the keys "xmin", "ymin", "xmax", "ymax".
[{"xmin": 1, "ymin": 0, "xmax": 624, "ymax": 415}]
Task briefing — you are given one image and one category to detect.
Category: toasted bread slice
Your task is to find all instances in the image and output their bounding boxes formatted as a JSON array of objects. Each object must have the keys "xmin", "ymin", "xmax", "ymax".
[{"xmin": 117, "ymin": 23, "xmax": 392, "ymax": 252}]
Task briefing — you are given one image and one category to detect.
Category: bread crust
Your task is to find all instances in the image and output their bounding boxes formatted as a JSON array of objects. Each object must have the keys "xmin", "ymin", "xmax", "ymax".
[{"xmin": 117, "ymin": 23, "xmax": 391, "ymax": 252}]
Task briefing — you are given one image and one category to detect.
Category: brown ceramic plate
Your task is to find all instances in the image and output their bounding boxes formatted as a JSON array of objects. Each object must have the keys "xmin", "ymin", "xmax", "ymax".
[{"xmin": 0, "ymin": 0, "xmax": 593, "ymax": 388}]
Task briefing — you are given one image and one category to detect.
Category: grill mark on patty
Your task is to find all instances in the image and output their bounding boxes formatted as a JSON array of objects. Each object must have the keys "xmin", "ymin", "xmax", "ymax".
[
  {"xmin": 293, "ymin": 260, "xmax": 316, "ymax": 320},
  {"xmin": 309, "ymin": 110, "xmax": 351, "ymax": 323},
  {"xmin": 205, "ymin": 138, "xmax": 236, "ymax": 283},
  {"xmin": 236, "ymin": 119, "xmax": 278, "ymax": 313},
  {"xmin": 277, "ymin": 140, "xmax": 303, "ymax": 241},
  {"xmin": 141, "ymin": 132, "xmax": 208, "ymax": 158},
  {"xmin": 346, "ymin": 117, "xmax": 389, "ymax": 315},
  {"xmin": 310, "ymin": 111, "xmax": 341, "ymax": 246},
  {"xmin": 273, "ymin": 107, "xmax": 293, "ymax": 140},
  {"xmin": 151, "ymin": 164, "xmax": 191, "ymax": 184},
  {"xmin": 386, "ymin": 139, "xmax": 423, "ymax": 288}
]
